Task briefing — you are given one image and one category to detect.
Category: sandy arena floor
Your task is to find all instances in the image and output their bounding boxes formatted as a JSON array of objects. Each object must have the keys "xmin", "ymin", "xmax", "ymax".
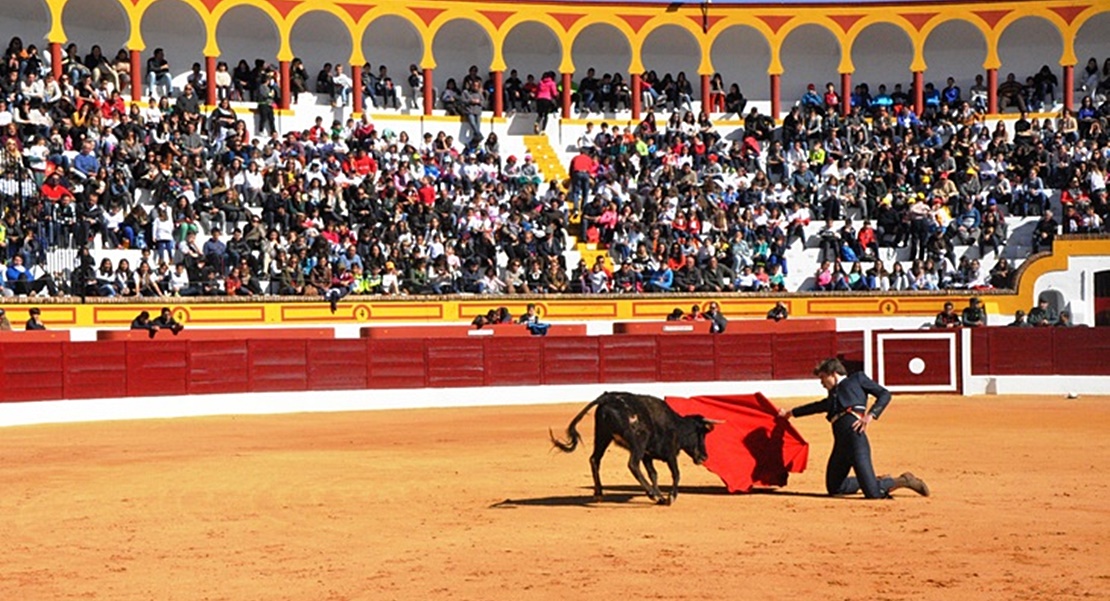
[{"xmin": 1, "ymin": 394, "xmax": 1108, "ymax": 600}]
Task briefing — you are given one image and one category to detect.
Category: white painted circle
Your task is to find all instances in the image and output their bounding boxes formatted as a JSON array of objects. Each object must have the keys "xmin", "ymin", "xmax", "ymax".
[{"xmin": 908, "ymin": 357, "xmax": 926, "ymax": 375}]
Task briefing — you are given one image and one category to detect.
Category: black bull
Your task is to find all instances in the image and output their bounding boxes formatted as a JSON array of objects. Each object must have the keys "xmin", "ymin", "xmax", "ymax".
[{"xmin": 550, "ymin": 392, "xmax": 720, "ymax": 504}]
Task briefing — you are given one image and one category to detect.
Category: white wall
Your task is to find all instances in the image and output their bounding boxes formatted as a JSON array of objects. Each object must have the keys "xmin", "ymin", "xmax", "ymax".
[
  {"xmin": 923, "ymin": 20, "xmax": 986, "ymax": 96},
  {"xmin": 1034, "ymin": 256, "xmax": 1108, "ymax": 326},
  {"xmin": 61, "ymin": 0, "xmax": 128, "ymax": 59},
  {"xmin": 1074, "ymin": 14, "xmax": 1110, "ymax": 79},
  {"xmin": 641, "ymin": 26, "xmax": 700, "ymax": 90},
  {"xmin": 503, "ymin": 22, "xmax": 562, "ymax": 79},
  {"xmin": 571, "ymin": 23, "xmax": 631, "ymax": 79},
  {"xmin": 431, "ymin": 20, "xmax": 493, "ymax": 85},
  {"xmin": 780, "ymin": 24, "xmax": 840, "ymax": 109},
  {"xmin": 140, "ymin": 0, "xmax": 206, "ymax": 84},
  {"xmin": 0, "ymin": 0, "xmax": 49, "ymax": 53},
  {"xmin": 214, "ymin": 6, "xmax": 279, "ymax": 72},
  {"xmin": 998, "ymin": 17, "xmax": 1063, "ymax": 84},
  {"xmin": 851, "ymin": 23, "xmax": 913, "ymax": 95},
  {"xmin": 710, "ymin": 25, "xmax": 771, "ymax": 104},
  {"xmin": 362, "ymin": 16, "xmax": 423, "ymax": 78},
  {"xmin": 289, "ymin": 12, "xmax": 353, "ymax": 77}
]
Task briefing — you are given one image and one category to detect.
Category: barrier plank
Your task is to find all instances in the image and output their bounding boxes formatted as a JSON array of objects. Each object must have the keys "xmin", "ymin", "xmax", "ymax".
[
  {"xmin": 657, "ymin": 335, "xmax": 716, "ymax": 382},
  {"xmin": 772, "ymin": 331, "xmax": 836, "ymax": 380},
  {"xmin": 99, "ymin": 328, "xmax": 334, "ymax": 341},
  {"xmin": 426, "ymin": 339, "xmax": 485, "ymax": 388},
  {"xmin": 1053, "ymin": 327, "xmax": 1110, "ymax": 375},
  {"xmin": 542, "ymin": 337, "xmax": 600, "ymax": 385},
  {"xmin": 307, "ymin": 339, "xmax": 370, "ymax": 391},
  {"xmin": 362, "ymin": 324, "xmax": 586, "ymax": 338},
  {"xmin": 64, "ymin": 341, "xmax": 128, "ymax": 400},
  {"xmin": 715, "ymin": 334, "xmax": 774, "ymax": 380},
  {"xmin": 0, "ymin": 331, "xmax": 71, "ymax": 342},
  {"xmin": 599, "ymin": 337, "xmax": 657, "ymax": 383},
  {"xmin": 125, "ymin": 341, "xmax": 189, "ymax": 397},
  {"xmin": 613, "ymin": 321, "xmax": 712, "ymax": 335},
  {"xmin": 248, "ymin": 339, "xmax": 308, "ymax": 392},
  {"xmin": 0, "ymin": 342, "xmax": 64, "ymax": 402},
  {"xmin": 985, "ymin": 328, "xmax": 1054, "ymax": 375},
  {"xmin": 189, "ymin": 340, "xmax": 249, "ymax": 395},
  {"xmin": 483, "ymin": 338, "xmax": 543, "ymax": 387},
  {"xmin": 970, "ymin": 328, "xmax": 991, "ymax": 376},
  {"xmin": 835, "ymin": 331, "xmax": 865, "ymax": 374},
  {"xmin": 368, "ymin": 339, "xmax": 427, "ymax": 388}
]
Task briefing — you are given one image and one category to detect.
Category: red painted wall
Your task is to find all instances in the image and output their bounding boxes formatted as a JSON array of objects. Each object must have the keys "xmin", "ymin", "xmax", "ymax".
[{"xmin": 1, "ymin": 328, "xmax": 1104, "ymax": 404}]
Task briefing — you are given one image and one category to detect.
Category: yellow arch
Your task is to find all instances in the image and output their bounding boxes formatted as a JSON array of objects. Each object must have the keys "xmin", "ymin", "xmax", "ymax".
[
  {"xmin": 991, "ymin": 12, "xmax": 1067, "ymax": 72},
  {"xmin": 497, "ymin": 16, "xmax": 567, "ymax": 73},
  {"xmin": 285, "ymin": 3, "xmax": 360, "ymax": 65},
  {"xmin": 132, "ymin": 0, "xmax": 213, "ymax": 57},
  {"xmin": 918, "ymin": 15, "xmax": 994, "ymax": 71},
  {"xmin": 352, "ymin": 7, "xmax": 427, "ymax": 70},
  {"xmin": 566, "ymin": 16, "xmax": 640, "ymax": 74},
  {"xmin": 705, "ymin": 18, "xmax": 776, "ymax": 76},
  {"xmin": 777, "ymin": 18, "xmax": 845, "ymax": 75},
  {"xmin": 208, "ymin": 0, "xmax": 286, "ymax": 60},
  {"xmin": 423, "ymin": 12, "xmax": 498, "ymax": 71},
  {"xmin": 638, "ymin": 15, "xmax": 709, "ymax": 75},
  {"xmin": 53, "ymin": 0, "xmax": 133, "ymax": 49},
  {"xmin": 844, "ymin": 15, "xmax": 919, "ymax": 73}
]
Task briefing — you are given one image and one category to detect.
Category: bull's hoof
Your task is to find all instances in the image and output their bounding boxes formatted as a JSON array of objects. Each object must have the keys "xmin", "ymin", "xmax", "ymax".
[
  {"xmin": 656, "ymin": 496, "xmax": 672, "ymax": 506},
  {"xmin": 593, "ymin": 494, "xmax": 604, "ymax": 503}
]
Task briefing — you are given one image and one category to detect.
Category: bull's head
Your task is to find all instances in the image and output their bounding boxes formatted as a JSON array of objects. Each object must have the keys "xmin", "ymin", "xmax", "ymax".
[{"xmin": 681, "ymin": 416, "xmax": 722, "ymax": 465}]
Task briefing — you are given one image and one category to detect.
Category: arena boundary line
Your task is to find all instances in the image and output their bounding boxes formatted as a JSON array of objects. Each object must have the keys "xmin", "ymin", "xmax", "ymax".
[
  {"xmin": 0, "ymin": 380, "xmax": 822, "ymax": 428},
  {"xmin": 4, "ymin": 375, "xmax": 1107, "ymax": 428}
]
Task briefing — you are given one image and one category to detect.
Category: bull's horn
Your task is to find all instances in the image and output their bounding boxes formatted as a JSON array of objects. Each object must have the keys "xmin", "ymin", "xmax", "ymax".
[{"xmin": 703, "ymin": 418, "xmax": 726, "ymax": 424}]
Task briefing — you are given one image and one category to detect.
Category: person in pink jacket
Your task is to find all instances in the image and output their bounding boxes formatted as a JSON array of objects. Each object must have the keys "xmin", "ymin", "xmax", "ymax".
[{"xmin": 534, "ymin": 71, "xmax": 559, "ymax": 133}]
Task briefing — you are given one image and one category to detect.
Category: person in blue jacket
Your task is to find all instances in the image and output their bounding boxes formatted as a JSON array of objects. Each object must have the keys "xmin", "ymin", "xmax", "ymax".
[{"xmin": 778, "ymin": 358, "xmax": 930, "ymax": 499}]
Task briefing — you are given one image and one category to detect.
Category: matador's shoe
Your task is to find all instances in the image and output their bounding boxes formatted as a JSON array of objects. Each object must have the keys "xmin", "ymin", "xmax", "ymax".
[{"xmin": 894, "ymin": 472, "xmax": 930, "ymax": 497}]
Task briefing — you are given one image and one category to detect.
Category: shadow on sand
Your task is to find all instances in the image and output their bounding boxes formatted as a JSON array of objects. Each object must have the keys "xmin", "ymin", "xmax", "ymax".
[{"xmin": 491, "ymin": 486, "xmax": 834, "ymax": 507}]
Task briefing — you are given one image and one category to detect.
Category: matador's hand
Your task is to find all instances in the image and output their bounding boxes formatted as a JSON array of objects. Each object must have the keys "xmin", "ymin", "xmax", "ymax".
[{"xmin": 853, "ymin": 413, "xmax": 873, "ymax": 433}]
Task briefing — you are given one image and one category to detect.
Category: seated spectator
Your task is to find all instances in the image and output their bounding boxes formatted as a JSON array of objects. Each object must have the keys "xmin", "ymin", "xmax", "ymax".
[
  {"xmin": 961, "ymin": 297, "xmax": 986, "ymax": 327},
  {"xmin": 767, "ymin": 301, "xmax": 789, "ymax": 322},
  {"xmin": 1007, "ymin": 310, "xmax": 1030, "ymax": 327},
  {"xmin": 934, "ymin": 301, "xmax": 961, "ymax": 328}
]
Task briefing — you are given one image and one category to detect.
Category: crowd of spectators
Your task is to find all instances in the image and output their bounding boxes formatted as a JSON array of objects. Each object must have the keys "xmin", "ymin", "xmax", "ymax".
[{"xmin": 0, "ymin": 34, "xmax": 1107, "ymax": 300}]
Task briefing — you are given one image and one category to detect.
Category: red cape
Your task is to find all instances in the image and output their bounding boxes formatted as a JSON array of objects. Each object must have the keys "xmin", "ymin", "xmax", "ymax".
[{"xmin": 666, "ymin": 394, "xmax": 809, "ymax": 493}]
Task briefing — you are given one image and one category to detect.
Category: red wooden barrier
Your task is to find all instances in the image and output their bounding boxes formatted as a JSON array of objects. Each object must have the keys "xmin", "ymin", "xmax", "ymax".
[
  {"xmin": 307, "ymin": 339, "xmax": 369, "ymax": 391},
  {"xmin": 368, "ymin": 339, "xmax": 427, "ymax": 388},
  {"xmin": 985, "ymin": 328, "xmax": 1054, "ymax": 375},
  {"xmin": 189, "ymin": 340, "xmax": 249, "ymax": 395},
  {"xmin": 835, "ymin": 331, "xmax": 865, "ymax": 373},
  {"xmin": 248, "ymin": 339, "xmax": 308, "ymax": 392},
  {"xmin": 0, "ymin": 330, "xmax": 71, "ymax": 342},
  {"xmin": 0, "ymin": 342, "xmax": 64, "ymax": 402},
  {"xmin": 970, "ymin": 328, "xmax": 991, "ymax": 376},
  {"xmin": 542, "ymin": 337, "xmax": 600, "ymax": 385},
  {"xmin": 64, "ymin": 341, "xmax": 128, "ymax": 400},
  {"xmin": 772, "ymin": 331, "xmax": 836, "ymax": 380},
  {"xmin": 613, "ymin": 321, "xmax": 712, "ymax": 335},
  {"xmin": 426, "ymin": 339, "xmax": 485, "ymax": 388},
  {"xmin": 714, "ymin": 334, "xmax": 774, "ymax": 381},
  {"xmin": 657, "ymin": 335, "xmax": 716, "ymax": 382},
  {"xmin": 599, "ymin": 337, "xmax": 657, "ymax": 383},
  {"xmin": 362, "ymin": 324, "xmax": 586, "ymax": 339},
  {"xmin": 1052, "ymin": 327, "xmax": 1110, "ymax": 375},
  {"xmin": 100, "ymin": 328, "xmax": 333, "ymax": 341},
  {"xmin": 483, "ymin": 338, "xmax": 544, "ymax": 387},
  {"xmin": 125, "ymin": 341, "xmax": 189, "ymax": 397}
]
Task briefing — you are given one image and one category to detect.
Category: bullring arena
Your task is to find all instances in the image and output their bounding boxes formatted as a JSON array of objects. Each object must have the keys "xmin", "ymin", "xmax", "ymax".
[{"xmin": 2, "ymin": 0, "xmax": 1110, "ymax": 598}]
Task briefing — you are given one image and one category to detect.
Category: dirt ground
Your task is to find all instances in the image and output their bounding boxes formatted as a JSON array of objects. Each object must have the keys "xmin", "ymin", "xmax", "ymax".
[{"xmin": 1, "ymin": 394, "xmax": 1108, "ymax": 601}]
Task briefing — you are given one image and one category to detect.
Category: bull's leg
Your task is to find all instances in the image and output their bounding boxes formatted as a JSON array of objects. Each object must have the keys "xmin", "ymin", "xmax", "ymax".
[
  {"xmin": 589, "ymin": 431, "xmax": 612, "ymax": 501},
  {"xmin": 665, "ymin": 457, "xmax": 682, "ymax": 504},
  {"xmin": 626, "ymin": 447, "xmax": 659, "ymax": 502},
  {"xmin": 642, "ymin": 458, "xmax": 663, "ymax": 500}
]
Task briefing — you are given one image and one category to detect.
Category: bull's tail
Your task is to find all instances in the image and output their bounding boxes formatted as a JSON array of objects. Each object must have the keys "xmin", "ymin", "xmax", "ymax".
[{"xmin": 550, "ymin": 396, "xmax": 605, "ymax": 453}]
